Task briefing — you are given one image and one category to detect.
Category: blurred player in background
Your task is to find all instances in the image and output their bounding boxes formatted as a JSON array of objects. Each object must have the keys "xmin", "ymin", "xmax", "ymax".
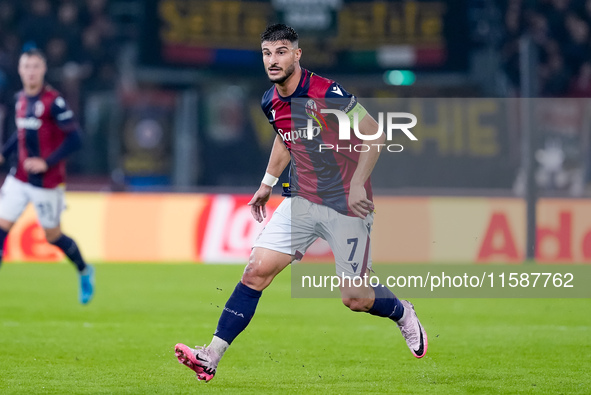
[
  {"xmin": 175, "ymin": 24, "xmax": 426, "ymax": 381},
  {"xmin": 0, "ymin": 48, "xmax": 95, "ymax": 305}
]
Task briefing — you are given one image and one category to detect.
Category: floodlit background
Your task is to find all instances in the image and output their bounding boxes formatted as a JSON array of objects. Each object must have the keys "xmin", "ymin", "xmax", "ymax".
[{"xmin": 0, "ymin": 2, "xmax": 590, "ymax": 394}]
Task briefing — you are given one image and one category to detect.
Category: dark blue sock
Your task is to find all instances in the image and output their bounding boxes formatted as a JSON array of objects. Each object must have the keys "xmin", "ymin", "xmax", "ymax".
[
  {"xmin": 0, "ymin": 228, "xmax": 8, "ymax": 265},
  {"xmin": 214, "ymin": 282, "xmax": 262, "ymax": 344},
  {"xmin": 368, "ymin": 284, "xmax": 404, "ymax": 321},
  {"xmin": 50, "ymin": 234, "xmax": 87, "ymax": 272}
]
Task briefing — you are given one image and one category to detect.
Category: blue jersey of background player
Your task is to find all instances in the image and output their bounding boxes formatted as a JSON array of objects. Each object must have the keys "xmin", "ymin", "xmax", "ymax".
[{"xmin": 175, "ymin": 24, "xmax": 427, "ymax": 383}]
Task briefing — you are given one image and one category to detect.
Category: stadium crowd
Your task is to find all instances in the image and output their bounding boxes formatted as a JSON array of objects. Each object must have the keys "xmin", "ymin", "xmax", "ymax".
[
  {"xmin": 501, "ymin": 0, "xmax": 591, "ymax": 97},
  {"xmin": 0, "ymin": 0, "xmax": 119, "ymax": 118}
]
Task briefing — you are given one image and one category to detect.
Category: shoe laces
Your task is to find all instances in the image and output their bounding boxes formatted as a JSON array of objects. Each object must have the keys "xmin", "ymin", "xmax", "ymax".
[
  {"xmin": 193, "ymin": 345, "xmax": 219, "ymax": 369},
  {"xmin": 399, "ymin": 315, "xmax": 419, "ymax": 345}
]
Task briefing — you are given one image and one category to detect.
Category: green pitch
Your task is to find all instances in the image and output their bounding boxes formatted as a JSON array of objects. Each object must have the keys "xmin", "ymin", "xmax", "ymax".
[{"xmin": 0, "ymin": 264, "xmax": 589, "ymax": 394}]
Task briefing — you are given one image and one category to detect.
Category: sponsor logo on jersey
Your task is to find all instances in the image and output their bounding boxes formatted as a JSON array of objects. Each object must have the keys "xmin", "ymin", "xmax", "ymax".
[
  {"xmin": 278, "ymin": 126, "xmax": 321, "ymax": 143},
  {"xmin": 16, "ymin": 117, "xmax": 42, "ymax": 130}
]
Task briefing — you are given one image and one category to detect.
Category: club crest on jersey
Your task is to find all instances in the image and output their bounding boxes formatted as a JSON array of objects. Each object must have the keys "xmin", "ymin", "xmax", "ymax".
[
  {"xmin": 34, "ymin": 101, "xmax": 45, "ymax": 117},
  {"xmin": 305, "ymin": 99, "xmax": 328, "ymax": 132}
]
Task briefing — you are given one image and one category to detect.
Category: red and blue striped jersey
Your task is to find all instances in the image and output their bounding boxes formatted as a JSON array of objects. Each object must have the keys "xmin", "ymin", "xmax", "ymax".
[
  {"xmin": 14, "ymin": 85, "xmax": 78, "ymax": 188},
  {"xmin": 261, "ymin": 69, "xmax": 372, "ymax": 217}
]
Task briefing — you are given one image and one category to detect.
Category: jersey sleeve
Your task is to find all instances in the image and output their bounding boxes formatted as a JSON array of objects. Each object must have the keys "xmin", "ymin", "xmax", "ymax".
[
  {"xmin": 325, "ymin": 82, "xmax": 367, "ymax": 125},
  {"xmin": 260, "ymin": 87, "xmax": 275, "ymax": 124},
  {"xmin": 50, "ymin": 96, "xmax": 78, "ymax": 133}
]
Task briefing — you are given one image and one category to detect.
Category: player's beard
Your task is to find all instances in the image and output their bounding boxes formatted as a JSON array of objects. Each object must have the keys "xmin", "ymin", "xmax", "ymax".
[{"xmin": 268, "ymin": 63, "xmax": 296, "ymax": 84}]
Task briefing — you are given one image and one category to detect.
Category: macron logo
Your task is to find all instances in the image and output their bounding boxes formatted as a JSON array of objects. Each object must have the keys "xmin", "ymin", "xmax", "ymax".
[
  {"xmin": 270, "ymin": 109, "xmax": 276, "ymax": 121},
  {"xmin": 331, "ymin": 86, "xmax": 343, "ymax": 96}
]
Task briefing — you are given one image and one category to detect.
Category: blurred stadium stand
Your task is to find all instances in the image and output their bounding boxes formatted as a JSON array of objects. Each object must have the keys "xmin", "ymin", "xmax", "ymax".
[{"xmin": 0, "ymin": 0, "xmax": 589, "ymax": 196}]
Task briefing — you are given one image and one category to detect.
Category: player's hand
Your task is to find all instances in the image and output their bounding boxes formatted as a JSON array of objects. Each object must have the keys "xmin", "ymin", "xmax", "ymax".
[
  {"xmin": 348, "ymin": 183, "xmax": 374, "ymax": 219},
  {"xmin": 248, "ymin": 184, "xmax": 273, "ymax": 223},
  {"xmin": 23, "ymin": 157, "xmax": 48, "ymax": 174}
]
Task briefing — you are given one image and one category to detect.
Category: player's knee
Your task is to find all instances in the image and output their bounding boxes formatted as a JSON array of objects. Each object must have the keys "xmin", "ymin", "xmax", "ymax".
[
  {"xmin": 241, "ymin": 251, "xmax": 273, "ymax": 290},
  {"xmin": 0, "ymin": 218, "xmax": 14, "ymax": 232},
  {"xmin": 44, "ymin": 228, "xmax": 62, "ymax": 244},
  {"xmin": 342, "ymin": 297, "xmax": 372, "ymax": 312}
]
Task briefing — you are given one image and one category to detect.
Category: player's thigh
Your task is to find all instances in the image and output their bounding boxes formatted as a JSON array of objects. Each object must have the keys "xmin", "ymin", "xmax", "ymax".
[
  {"xmin": 0, "ymin": 175, "xmax": 30, "ymax": 224},
  {"xmin": 28, "ymin": 185, "xmax": 65, "ymax": 229},
  {"xmin": 322, "ymin": 211, "xmax": 375, "ymax": 303},
  {"xmin": 321, "ymin": 209, "xmax": 374, "ymax": 280},
  {"xmin": 252, "ymin": 197, "xmax": 319, "ymax": 260}
]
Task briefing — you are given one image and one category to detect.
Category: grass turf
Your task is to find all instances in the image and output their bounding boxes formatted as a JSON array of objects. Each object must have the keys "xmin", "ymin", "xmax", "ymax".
[{"xmin": 0, "ymin": 263, "xmax": 589, "ymax": 394}]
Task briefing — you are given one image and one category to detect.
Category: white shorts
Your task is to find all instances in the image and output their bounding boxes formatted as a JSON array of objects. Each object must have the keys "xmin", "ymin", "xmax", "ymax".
[
  {"xmin": 253, "ymin": 196, "xmax": 374, "ymax": 277},
  {"xmin": 0, "ymin": 175, "xmax": 65, "ymax": 229}
]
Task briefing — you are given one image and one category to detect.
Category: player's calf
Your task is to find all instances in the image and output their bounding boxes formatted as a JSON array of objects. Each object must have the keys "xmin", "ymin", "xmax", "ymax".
[
  {"xmin": 0, "ymin": 227, "xmax": 8, "ymax": 267},
  {"xmin": 340, "ymin": 278, "xmax": 377, "ymax": 312},
  {"xmin": 49, "ymin": 233, "xmax": 88, "ymax": 272},
  {"xmin": 342, "ymin": 297, "xmax": 374, "ymax": 312}
]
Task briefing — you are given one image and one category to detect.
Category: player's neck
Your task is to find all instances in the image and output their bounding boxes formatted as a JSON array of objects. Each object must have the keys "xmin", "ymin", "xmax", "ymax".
[
  {"xmin": 275, "ymin": 66, "xmax": 302, "ymax": 97},
  {"xmin": 24, "ymin": 83, "xmax": 44, "ymax": 97}
]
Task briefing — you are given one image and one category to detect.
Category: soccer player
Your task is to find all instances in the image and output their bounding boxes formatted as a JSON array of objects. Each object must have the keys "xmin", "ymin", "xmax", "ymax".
[
  {"xmin": 175, "ymin": 24, "xmax": 427, "ymax": 381},
  {"xmin": 0, "ymin": 48, "xmax": 95, "ymax": 304}
]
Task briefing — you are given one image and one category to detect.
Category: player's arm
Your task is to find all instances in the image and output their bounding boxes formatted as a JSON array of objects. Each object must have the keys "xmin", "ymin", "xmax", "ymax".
[
  {"xmin": 349, "ymin": 110, "xmax": 385, "ymax": 219},
  {"xmin": 324, "ymin": 83, "xmax": 382, "ymax": 218},
  {"xmin": 248, "ymin": 134, "xmax": 291, "ymax": 223},
  {"xmin": 0, "ymin": 131, "xmax": 18, "ymax": 165},
  {"xmin": 24, "ymin": 97, "xmax": 83, "ymax": 174},
  {"xmin": 1, "ymin": 94, "xmax": 20, "ymax": 165}
]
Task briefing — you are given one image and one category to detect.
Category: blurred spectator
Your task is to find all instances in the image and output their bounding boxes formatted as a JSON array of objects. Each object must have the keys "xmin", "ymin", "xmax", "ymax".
[
  {"xmin": 18, "ymin": 0, "xmax": 56, "ymax": 50},
  {"xmin": 501, "ymin": 0, "xmax": 591, "ymax": 96},
  {"xmin": 57, "ymin": 1, "xmax": 83, "ymax": 52},
  {"xmin": 82, "ymin": 0, "xmax": 116, "ymax": 40},
  {"xmin": 79, "ymin": 26, "xmax": 117, "ymax": 91},
  {"xmin": 46, "ymin": 37, "xmax": 70, "ymax": 69},
  {"xmin": 568, "ymin": 62, "xmax": 591, "ymax": 96},
  {"xmin": 0, "ymin": 1, "xmax": 19, "ymax": 38},
  {"xmin": 0, "ymin": 0, "xmax": 122, "ymax": 172},
  {"xmin": 0, "ymin": 0, "xmax": 119, "ymax": 95}
]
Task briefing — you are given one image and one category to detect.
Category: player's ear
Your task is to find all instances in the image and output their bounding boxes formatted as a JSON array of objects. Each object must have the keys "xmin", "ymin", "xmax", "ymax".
[{"xmin": 294, "ymin": 48, "xmax": 302, "ymax": 62}]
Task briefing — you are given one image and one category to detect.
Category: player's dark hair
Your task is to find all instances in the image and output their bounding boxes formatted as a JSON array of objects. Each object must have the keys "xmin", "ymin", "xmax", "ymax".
[
  {"xmin": 261, "ymin": 24, "xmax": 299, "ymax": 46},
  {"xmin": 21, "ymin": 48, "xmax": 46, "ymax": 62}
]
